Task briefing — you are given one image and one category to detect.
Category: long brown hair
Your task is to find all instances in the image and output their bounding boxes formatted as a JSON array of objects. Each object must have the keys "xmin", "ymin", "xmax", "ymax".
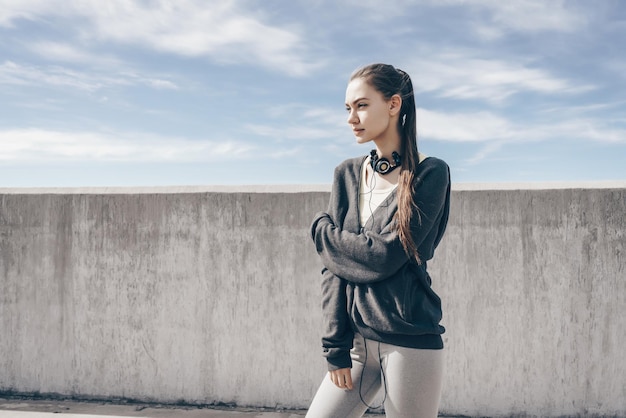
[{"xmin": 350, "ymin": 63, "xmax": 421, "ymax": 262}]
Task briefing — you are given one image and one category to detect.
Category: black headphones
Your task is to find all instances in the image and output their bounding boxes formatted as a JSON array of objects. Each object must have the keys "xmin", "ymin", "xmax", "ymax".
[{"xmin": 370, "ymin": 149, "xmax": 401, "ymax": 175}]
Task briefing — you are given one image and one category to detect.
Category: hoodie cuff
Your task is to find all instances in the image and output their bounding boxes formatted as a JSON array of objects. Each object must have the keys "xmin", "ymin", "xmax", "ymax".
[
  {"xmin": 310, "ymin": 211, "xmax": 329, "ymax": 241},
  {"xmin": 325, "ymin": 350, "xmax": 352, "ymax": 371}
]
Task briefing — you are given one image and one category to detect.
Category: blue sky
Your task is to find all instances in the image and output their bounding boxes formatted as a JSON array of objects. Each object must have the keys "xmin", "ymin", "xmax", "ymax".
[{"xmin": 1, "ymin": 0, "xmax": 625, "ymax": 187}]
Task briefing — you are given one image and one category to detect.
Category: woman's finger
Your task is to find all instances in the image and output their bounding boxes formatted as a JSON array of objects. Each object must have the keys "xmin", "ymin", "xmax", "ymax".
[
  {"xmin": 330, "ymin": 369, "xmax": 353, "ymax": 390},
  {"xmin": 343, "ymin": 371, "xmax": 353, "ymax": 390}
]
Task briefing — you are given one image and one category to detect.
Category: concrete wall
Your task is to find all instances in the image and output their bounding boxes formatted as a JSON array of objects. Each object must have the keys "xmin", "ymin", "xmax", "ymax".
[{"xmin": 0, "ymin": 184, "xmax": 624, "ymax": 417}]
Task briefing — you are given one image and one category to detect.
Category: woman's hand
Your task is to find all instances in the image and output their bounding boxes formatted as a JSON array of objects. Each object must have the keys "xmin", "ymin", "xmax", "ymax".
[{"xmin": 329, "ymin": 367, "xmax": 353, "ymax": 390}]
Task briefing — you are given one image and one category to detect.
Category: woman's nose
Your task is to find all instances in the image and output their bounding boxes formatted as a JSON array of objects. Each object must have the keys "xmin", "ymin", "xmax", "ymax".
[{"xmin": 347, "ymin": 109, "xmax": 358, "ymax": 124}]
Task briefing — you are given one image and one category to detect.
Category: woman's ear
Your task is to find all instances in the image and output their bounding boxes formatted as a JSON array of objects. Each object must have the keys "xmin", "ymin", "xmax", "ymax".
[{"xmin": 389, "ymin": 94, "xmax": 402, "ymax": 116}]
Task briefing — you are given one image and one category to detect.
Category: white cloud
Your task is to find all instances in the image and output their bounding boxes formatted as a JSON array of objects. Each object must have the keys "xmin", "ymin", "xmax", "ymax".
[
  {"xmin": 0, "ymin": 61, "xmax": 178, "ymax": 91},
  {"xmin": 418, "ymin": 108, "xmax": 626, "ymax": 144},
  {"xmin": 418, "ymin": 108, "xmax": 513, "ymax": 142},
  {"xmin": 26, "ymin": 41, "xmax": 121, "ymax": 67},
  {"xmin": 247, "ymin": 104, "xmax": 347, "ymax": 142},
  {"xmin": 0, "ymin": 0, "xmax": 58, "ymax": 27},
  {"xmin": 0, "ymin": 128, "xmax": 258, "ymax": 162},
  {"xmin": 465, "ymin": 142, "xmax": 504, "ymax": 165},
  {"xmin": 522, "ymin": 120, "xmax": 626, "ymax": 144},
  {"xmin": 408, "ymin": 50, "xmax": 594, "ymax": 103},
  {"xmin": 435, "ymin": 0, "xmax": 586, "ymax": 34},
  {"xmin": 0, "ymin": 61, "xmax": 101, "ymax": 91},
  {"xmin": 0, "ymin": 0, "xmax": 321, "ymax": 77},
  {"xmin": 245, "ymin": 123, "xmax": 340, "ymax": 142},
  {"xmin": 342, "ymin": 0, "xmax": 420, "ymax": 21},
  {"xmin": 475, "ymin": 0, "xmax": 585, "ymax": 33},
  {"xmin": 341, "ymin": 0, "xmax": 585, "ymax": 36},
  {"xmin": 470, "ymin": 24, "xmax": 505, "ymax": 41}
]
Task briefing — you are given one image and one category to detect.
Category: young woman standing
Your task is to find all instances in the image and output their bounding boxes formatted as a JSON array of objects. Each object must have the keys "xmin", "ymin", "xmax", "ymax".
[{"xmin": 306, "ymin": 63, "xmax": 451, "ymax": 418}]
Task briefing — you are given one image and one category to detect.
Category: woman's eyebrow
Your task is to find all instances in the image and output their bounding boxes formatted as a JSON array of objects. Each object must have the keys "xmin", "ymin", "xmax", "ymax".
[{"xmin": 345, "ymin": 97, "xmax": 369, "ymax": 106}]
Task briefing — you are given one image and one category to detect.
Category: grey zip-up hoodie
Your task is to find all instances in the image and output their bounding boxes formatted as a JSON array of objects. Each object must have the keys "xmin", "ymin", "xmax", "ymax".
[{"xmin": 310, "ymin": 155, "xmax": 450, "ymax": 370}]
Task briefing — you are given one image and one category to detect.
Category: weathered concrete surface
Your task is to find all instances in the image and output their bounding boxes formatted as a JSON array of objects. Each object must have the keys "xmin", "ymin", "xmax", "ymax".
[
  {"xmin": 431, "ymin": 187, "xmax": 625, "ymax": 417},
  {"xmin": 0, "ymin": 191, "xmax": 325, "ymax": 410},
  {"xmin": 0, "ymin": 185, "xmax": 625, "ymax": 417}
]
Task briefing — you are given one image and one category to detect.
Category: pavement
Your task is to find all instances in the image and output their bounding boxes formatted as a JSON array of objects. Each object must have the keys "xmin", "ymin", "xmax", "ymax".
[
  {"xmin": 0, "ymin": 397, "xmax": 311, "ymax": 418},
  {"xmin": 0, "ymin": 397, "xmax": 386, "ymax": 418}
]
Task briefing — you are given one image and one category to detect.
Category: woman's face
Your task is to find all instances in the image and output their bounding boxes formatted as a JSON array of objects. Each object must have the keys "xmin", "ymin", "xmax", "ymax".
[{"xmin": 345, "ymin": 77, "xmax": 395, "ymax": 145}]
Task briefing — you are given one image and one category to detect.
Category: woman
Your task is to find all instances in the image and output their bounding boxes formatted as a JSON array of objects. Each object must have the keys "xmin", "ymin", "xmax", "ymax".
[{"xmin": 307, "ymin": 63, "xmax": 451, "ymax": 418}]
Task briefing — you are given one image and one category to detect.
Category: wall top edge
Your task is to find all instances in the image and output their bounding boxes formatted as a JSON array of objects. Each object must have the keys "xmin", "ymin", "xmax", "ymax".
[
  {"xmin": 0, "ymin": 181, "xmax": 624, "ymax": 194},
  {"xmin": 0, "ymin": 184, "xmax": 333, "ymax": 194},
  {"xmin": 451, "ymin": 181, "xmax": 626, "ymax": 191}
]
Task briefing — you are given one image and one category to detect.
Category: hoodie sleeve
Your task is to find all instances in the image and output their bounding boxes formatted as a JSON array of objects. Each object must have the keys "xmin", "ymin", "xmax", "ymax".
[
  {"xmin": 320, "ymin": 268, "xmax": 354, "ymax": 370},
  {"xmin": 311, "ymin": 214, "xmax": 408, "ymax": 283},
  {"xmin": 311, "ymin": 159, "xmax": 450, "ymax": 284},
  {"xmin": 312, "ymin": 159, "xmax": 357, "ymax": 370}
]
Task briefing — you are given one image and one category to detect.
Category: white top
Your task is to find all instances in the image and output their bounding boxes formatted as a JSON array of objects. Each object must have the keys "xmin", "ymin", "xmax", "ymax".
[
  {"xmin": 359, "ymin": 157, "xmax": 397, "ymax": 228},
  {"xmin": 358, "ymin": 152, "xmax": 431, "ymax": 228}
]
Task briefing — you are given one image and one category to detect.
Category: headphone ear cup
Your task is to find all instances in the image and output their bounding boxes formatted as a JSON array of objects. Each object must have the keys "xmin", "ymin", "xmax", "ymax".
[
  {"xmin": 370, "ymin": 150, "xmax": 385, "ymax": 172},
  {"xmin": 375, "ymin": 158, "xmax": 391, "ymax": 174},
  {"xmin": 392, "ymin": 151, "xmax": 401, "ymax": 166},
  {"xmin": 370, "ymin": 150, "xmax": 378, "ymax": 170},
  {"xmin": 369, "ymin": 149, "xmax": 400, "ymax": 174}
]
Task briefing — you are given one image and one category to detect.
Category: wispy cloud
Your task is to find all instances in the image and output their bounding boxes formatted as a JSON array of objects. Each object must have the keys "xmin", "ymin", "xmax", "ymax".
[
  {"xmin": 342, "ymin": 0, "xmax": 420, "ymax": 21},
  {"xmin": 0, "ymin": 0, "xmax": 322, "ymax": 77},
  {"xmin": 26, "ymin": 41, "xmax": 121, "ymax": 67},
  {"xmin": 246, "ymin": 104, "xmax": 346, "ymax": 142},
  {"xmin": 408, "ymin": 50, "xmax": 594, "ymax": 103},
  {"xmin": 342, "ymin": 0, "xmax": 585, "ymax": 37},
  {"xmin": 523, "ymin": 119, "xmax": 626, "ymax": 144},
  {"xmin": 469, "ymin": 0, "xmax": 586, "ymax": 33},
  {"xmin": 0, "ymin": 128, "xmax": 257, "ymax": 162},
  {"xmin": 245, "ymin": 123, "xmax": 340, "ymax": 142},
  {"xmin": 0, "ymin": 61, "xmax": 178, "ymax": 91},
  {"xmin": 434, "ymin": 0, "xmax": 586, "ymax": 39},
  {"xmin": 418, "ymin": 108, "xmax": 626, "ymax": 144},
  {"xmin": 540, "ymin": 101, "xmax": 626, "ymax": 116},
  {"xmin": 0, "ymin": 0, "xmax": 57, "ymax": 27},
  {"xmin": 418, "ymin": 108, "xmax": 513, "ymax": 142},
  {"xmin": 465, "ymin": 142, "xmax": 504, "ymax": 165}
]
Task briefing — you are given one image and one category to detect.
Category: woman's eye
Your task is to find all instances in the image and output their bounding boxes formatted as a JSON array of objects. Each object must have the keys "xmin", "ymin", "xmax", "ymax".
[{"xmin": 357, "ymin": 103, "xmax": 367, "ymax": 108}]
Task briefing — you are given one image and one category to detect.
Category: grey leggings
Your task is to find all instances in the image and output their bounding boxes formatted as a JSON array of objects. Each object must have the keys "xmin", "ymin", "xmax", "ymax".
[{"xmin": 306, "ymin": 335, "xmax": 444, "ymax": 418}]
